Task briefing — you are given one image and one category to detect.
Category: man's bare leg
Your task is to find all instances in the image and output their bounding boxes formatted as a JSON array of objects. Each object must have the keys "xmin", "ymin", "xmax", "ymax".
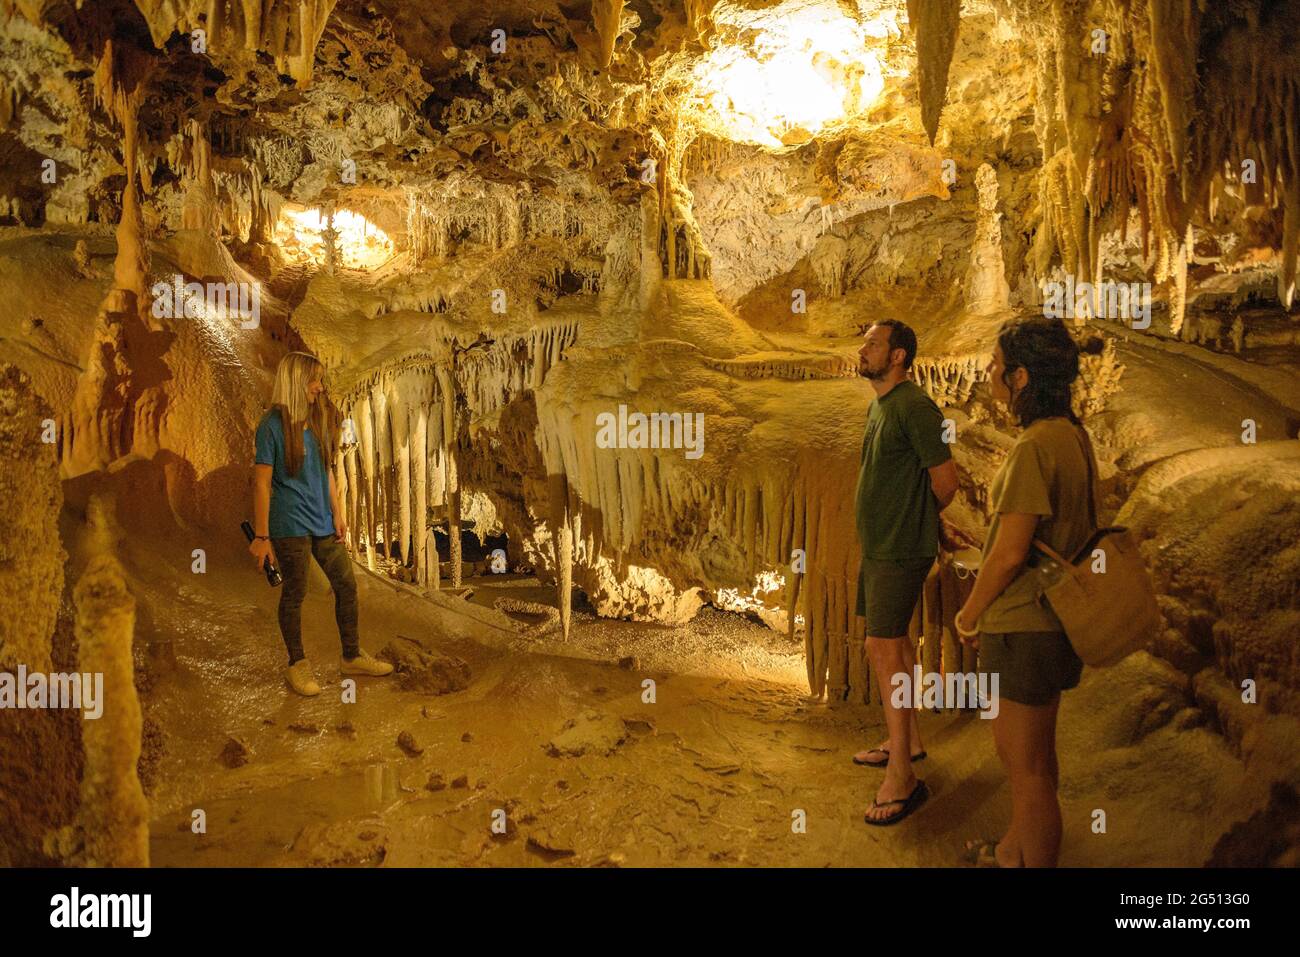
[
  {"xmin": 855, "ymin": 635, "xmax": 925, "ymax": 763},
  {"xmin": 864, "ymin": 635, "xmax": 919, "ymax": 821}
]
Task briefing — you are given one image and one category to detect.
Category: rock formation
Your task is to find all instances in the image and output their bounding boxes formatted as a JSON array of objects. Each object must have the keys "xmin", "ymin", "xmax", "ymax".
[{"xmin": 1, "ymin": 0, "xmax": 1297, "ymax": 869}]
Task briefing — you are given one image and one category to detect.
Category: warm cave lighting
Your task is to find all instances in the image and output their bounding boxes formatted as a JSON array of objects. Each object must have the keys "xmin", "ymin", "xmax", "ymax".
[
  {"xmin": 274, "ymin": 204, "xmax": 395, "ymax": 270},
  {"xmin": 690, "ymin": 0, "xmax": 891, "ymax": 148}
]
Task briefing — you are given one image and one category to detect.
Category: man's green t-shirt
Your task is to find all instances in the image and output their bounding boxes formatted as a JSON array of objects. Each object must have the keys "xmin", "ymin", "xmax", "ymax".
[
  {"xmin": 855, "ymin": 379, "xmax": 952, "ymax": 560},
  {"xmin": 977, "ymin": 417, "xmax": 1098, "ymax": 633}
]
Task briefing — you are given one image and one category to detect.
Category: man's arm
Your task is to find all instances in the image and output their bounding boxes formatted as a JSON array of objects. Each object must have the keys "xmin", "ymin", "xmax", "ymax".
[{"xmin": 927, "ymin": 459, "xmax": 959, "ymax": 510}]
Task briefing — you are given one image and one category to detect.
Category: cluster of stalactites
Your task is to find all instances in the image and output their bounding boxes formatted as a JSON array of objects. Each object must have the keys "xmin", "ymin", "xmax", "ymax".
[
  {"xmin": 132, "ymin": 0, "xmax": 338, "ymax": 87},
  {"xmin": 337, "ymin": 362, "xmax": 445, "ymax": 583},
  {"xmin": 1031, "ymin": 0, "xmax": 1300, "ymax": 331},
  {"xmin": 532, "ymin": 392, "xmax": 866, "ymax": 698},
  {"xmin": 912, "ymin": 355, "xmax": 986, "ymax": 406},
  {"xmin": 455, "ymin": 321, "xmax": 581, "ymax": 422},
  {"xmin": 702, "ymin": 354, "xmax": 857, "ymax": 381},
  {"xmin": 405, "ymin": 181, "xmax": 617, "ymax": 265},
  {"xmin": 647, "ymin": 124, "xmax": 713, "ymax": 281},
  {"xmin": 153, "ymin": 120, "xmax": 276, "ymax": 243},
  {"xmin": 334, "ymin": 320, "xmax": 580, "ymax": 590}
]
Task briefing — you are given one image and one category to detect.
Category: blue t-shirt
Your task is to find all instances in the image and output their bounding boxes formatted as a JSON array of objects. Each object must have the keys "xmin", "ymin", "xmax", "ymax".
[{"xmin": 254, "ymin": 410, "xmax": 335, "ymax": 538}]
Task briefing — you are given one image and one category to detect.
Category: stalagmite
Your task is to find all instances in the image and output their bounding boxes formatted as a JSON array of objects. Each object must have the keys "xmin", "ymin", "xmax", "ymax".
[
  {"xmin": 71, "ymin": 504, "xmax": 148, "ymax": 867},
  {"xmin": 964, "ymin": 163, "xmax": 1011, "ymax": 315}
]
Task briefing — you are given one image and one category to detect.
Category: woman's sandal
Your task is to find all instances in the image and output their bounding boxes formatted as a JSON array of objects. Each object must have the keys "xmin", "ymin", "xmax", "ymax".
[
  {"xmin": 852, "ymin": 747, "xmax": 928, "ymax": 767},
  {"xmin": 863, "ymin": 780, "xmax": 930, "ymax": 826}
]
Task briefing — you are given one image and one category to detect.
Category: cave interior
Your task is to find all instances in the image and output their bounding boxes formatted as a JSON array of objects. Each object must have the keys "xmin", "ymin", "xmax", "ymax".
[{"xmin": 1, "ymin": 0, "xmax": 1299, "ymax": 868}]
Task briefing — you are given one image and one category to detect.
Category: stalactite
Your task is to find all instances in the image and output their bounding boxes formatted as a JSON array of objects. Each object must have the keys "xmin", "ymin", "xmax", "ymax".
[
  {"xmin": 389, "ymin": 387, "xmax": 411, "ymax": 566},
  {"xmin": 368, "ymin": 382, "xmax": 392, "ymax": 558},
  {"xmin": 354, "ymin": 394, "xmax": 377, "ymax": 570},
  {"xmin": 1148, "ymin": 0, "xmax": 1200, "ymax": 197},
  {"xmin": 446, "ymin": 451, "xmax": 462, "ymax": 588},
  {"xmin": 132, "ymin": 0, "xmax": 337, "ymax": 87},
  {"xmin": 345, "ymin": 443, "xmax": 359, "ymax": 555},
  {"xmin": 180, "ymin": 118, "xmax": 217, "ymax": 234},
  {"xmin": 0, "ymin": 75, "xmax": 17, "ymax": 131},
  {"xmin": 436, "ymin": 365, "xmax": 462, "ymax": 588},
  {"xmin": 911, "ymin": 355, "xmax": 986, "ymax": 405},
  {"xmin": 548, "ymin": 474, "xmax": 573, "ymax": 641},
  {"xmin": 335, "ymin": 445, "xmax": 349, "ymax": 550},
  {"xmin": 413, "ymin": 402, "xmax": 429, "ymax": 591},
  {"xmin": 1282, "ymin": 168, "xmax": 1300, "ymax": 309},
  {"xmin": 906, "ymin": 0, "xmax": 962, "ymax": 145},
  {"xmin": 93, "ymin": 39, "xmax": 149, "ymax": 324},
  {"xmin": 592, "ymin": 0, "xmax": 626, "ymax": 69},
  {"xmin": 1170, "ymin": 222, "xmax": 1192, "ymax": 337}
]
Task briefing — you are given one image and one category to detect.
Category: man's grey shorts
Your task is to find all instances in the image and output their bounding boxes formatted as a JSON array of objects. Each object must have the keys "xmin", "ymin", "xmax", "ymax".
[{"xmin": 856, "ymin": 555, "xmax": 935, "ymax": 638}]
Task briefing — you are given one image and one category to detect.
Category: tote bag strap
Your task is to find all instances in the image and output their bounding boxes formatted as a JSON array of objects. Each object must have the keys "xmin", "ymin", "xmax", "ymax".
[
  {"xmin": 1074, "ymin": 422, "xmax": 1100, "ymax": 532},
  {"xmin": 1031, "ymin": 420, "xmax": 1100, "ymax": 565}
]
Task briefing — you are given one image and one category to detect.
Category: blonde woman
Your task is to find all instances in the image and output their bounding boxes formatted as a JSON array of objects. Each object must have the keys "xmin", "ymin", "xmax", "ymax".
[
  {"xmin": 955, "ymin": 316, "xmax": 1104, "ymax": 866},
  {"xmin": 249, "ymin": 352, "xmax": 393, "ymax": 695}
]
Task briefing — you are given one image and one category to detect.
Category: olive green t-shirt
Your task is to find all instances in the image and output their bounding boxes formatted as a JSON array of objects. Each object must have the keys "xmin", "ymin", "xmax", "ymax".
[
  {"xmin": 978, "ymin": 417, "xmax": 1099, "ymax": 633},
  {"xmin": 854, "ymin": 379, "xmax": 952, "ymax": 560}
]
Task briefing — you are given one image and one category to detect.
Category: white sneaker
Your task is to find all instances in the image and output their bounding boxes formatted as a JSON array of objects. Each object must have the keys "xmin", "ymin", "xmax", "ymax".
[
  {"xmin": 286, "ymin": 658, "xmax": 322, "ymax": 696},
  {"xmin": 340, "ymin": 649, "xmax": 394, "ymax": 677}
]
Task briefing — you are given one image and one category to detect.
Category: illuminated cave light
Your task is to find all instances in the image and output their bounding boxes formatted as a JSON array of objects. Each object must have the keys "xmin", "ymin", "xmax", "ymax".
[
  {"xmin": 689, "ymin": 0, "xmax": 895, "ymax": 148},
  {"xmin": 274, "ymin": 204, "xmax": 395, "ymax": 270}
]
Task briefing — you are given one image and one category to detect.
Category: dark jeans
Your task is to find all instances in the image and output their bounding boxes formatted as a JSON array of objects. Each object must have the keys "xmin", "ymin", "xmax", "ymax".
[{"xmin": 273, "ymin": 534, "xmax": 360, "ymax": 665}]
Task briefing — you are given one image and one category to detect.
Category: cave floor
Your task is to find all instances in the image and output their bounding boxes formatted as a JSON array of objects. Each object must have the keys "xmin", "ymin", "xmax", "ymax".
[
  {"xmin": 138, "ymin": 537, "xmax": 1251, "ymax": 867},
  {"xmin": 131, "ymin": 326, "xmax": 1294, "ymax": 868}
]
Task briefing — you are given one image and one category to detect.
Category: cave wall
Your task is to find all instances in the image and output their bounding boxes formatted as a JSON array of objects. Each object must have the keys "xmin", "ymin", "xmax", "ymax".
[{"xmin": 0, "ymin": 0, "xmax": 1296, "ymax": 721}]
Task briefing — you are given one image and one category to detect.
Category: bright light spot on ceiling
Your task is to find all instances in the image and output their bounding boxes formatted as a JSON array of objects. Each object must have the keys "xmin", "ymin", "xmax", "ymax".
[
  {"xmin": 275, "ymin": 205, "xmax": 395, "ymax": 270},
  {"xmin": 689, "ymin": 1, "xmax": 897, "ymax": 149}
]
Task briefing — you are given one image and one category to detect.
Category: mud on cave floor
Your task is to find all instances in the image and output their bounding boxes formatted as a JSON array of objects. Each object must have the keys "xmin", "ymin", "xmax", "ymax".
[{"xmin": 134, "ymin": 531, "xmax": 1253, "ymax": 867}]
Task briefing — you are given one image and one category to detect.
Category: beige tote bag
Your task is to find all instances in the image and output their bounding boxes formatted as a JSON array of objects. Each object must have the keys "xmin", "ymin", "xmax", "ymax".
[{"xmin": 1031, "ymin": 427, "xmax": 1161, "ymax": 667}]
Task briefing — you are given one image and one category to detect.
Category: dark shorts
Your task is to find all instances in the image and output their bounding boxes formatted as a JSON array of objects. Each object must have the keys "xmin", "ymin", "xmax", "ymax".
[
  {"xmin": 978, "ymin": 630, "xmax": 1083, "ymax": 706},
  {"xmin": 857, "ymin": 556, "xmax": 934, "ymax": 637}
]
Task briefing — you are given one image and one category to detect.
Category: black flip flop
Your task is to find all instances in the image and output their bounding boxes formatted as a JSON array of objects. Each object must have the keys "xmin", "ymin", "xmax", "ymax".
[
  {"xmin": 852, "ymin": 748, "xmax": 928, "ymax": 768},
  {"xmin": 863, "ymin": 780, "xmax": 930, "ymax": 827}
]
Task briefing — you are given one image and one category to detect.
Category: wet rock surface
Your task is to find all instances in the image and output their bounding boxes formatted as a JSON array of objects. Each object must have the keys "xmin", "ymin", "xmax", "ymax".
[
  {"xmin": 379, "ymin": 636, "xmax": 472, "ymax": 696},
  {"xmin": 545, "ymin": 710, "xmax": 630, "ymax": 758}
]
